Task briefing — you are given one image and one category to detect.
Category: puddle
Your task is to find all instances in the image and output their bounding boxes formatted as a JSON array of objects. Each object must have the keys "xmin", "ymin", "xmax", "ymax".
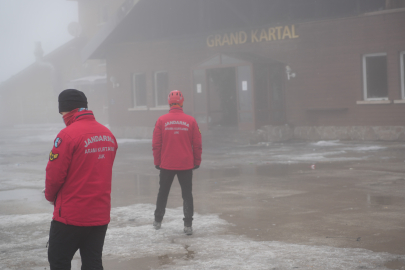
[
  {"xmin": 111, "ymin": 174, "xmax": 159, "ymax": 206},
  {"xmin": 184, "ymin": 245, "xmax": 195, "ymax": 260},
  {"xmin": 367, "ymin": 195, "xmax": 405, "ymax": 206},
  {"xmin": 208, "ymin": 167, "xmax": 240, "ymax": 178},
  {"xmin": 0, "ymin": 188, "xmax": 43, "ymax": 202},
  {"xmin": 205, "ymin": 162, "xmax": 352, "ymax": 179},
  {"xmin": 385, "ymin": 259, "xmax": 405, "ymax": 269},
  {"xmin": 157, "ymin": 245, "xmax": 195, "ymax": 266}
]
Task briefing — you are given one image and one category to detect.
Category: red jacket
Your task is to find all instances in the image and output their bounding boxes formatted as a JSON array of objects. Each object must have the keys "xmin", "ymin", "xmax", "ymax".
[
  {"xmin": 152, "ymin": 107, "xmax": 202, "ymax": 170},
  {"xmin": 45, "ymin": 110, "xmax": 117, "ymax": 226}
]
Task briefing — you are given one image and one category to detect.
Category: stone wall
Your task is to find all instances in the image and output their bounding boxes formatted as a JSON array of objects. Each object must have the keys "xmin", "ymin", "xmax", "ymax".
[
  {"xmin": 112, "ymin": 125, "xmax": 405, "ymax": 143},
  {"xmin": 250, "ymin": 125, "xmax": 405, "ymax": 143},
  {"xmin": 249, "ymin": 125, "xmax": 294, "ymax": 144},
  {"xmin": 294, "ymin": 126, "xmax": 405, "ymax": 141}
]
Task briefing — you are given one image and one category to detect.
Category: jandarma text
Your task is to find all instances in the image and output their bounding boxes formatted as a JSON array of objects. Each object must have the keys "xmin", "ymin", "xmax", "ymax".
[
  {"xmin": 84, "ymin": 135, "xmax": 115, "ymax": 148},
  {"xmin": 165, "ymin": 121, "xmax": 190, "ymax": 127}
]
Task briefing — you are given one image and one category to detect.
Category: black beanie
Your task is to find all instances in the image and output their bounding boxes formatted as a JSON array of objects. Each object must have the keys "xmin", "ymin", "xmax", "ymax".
[{"xmin": 58, "ymin": 89, "xmax": 88, "ymax": 113}]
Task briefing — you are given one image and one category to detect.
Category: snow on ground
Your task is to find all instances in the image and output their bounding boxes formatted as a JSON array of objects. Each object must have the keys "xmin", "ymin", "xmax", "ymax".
[
  {"xmin": 1, "ymin": 125, "xmax": 403, "ymax": 269},
  {"xmin": 0, "ymin": 204, "xmax": 403, "ymax": 270},
  {"xmin": 215, "ymin": 141, "xmax": 387, "ymax": 166},
  {"xmin": 311, "ymin": 140, "xmax": 342, "ymax": 146}
]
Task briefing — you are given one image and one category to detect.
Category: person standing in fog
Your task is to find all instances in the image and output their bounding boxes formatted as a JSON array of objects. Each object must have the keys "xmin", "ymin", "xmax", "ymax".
[
  {"xmin": 152, "ymin": 90, "xmax": 202, "ymax": 235},
  {"xmin": 44, "ymin": 89, "xmax": 117, "ymax": 270}
]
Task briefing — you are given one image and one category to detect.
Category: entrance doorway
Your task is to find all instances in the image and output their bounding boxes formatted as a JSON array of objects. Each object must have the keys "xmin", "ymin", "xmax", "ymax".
[
  {"xmin": 207, "ymin": 67, "xmax": 237, "ymax": 127},
  {"xmin": 192, "ymin": 53, "xmax": 285, "ymax": 131}
]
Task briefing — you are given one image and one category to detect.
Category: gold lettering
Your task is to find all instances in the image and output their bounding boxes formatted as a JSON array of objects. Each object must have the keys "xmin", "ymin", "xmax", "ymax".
[
  {"xmin": 282, "ymin": 26, "xmax": 292, "ymax": 39},
  {"xmin": 239, "ymin": 31, "xmax": 247, "ymax": 44},
  {"xmin": 206, "ymin": 24, "xmax": 298, "ymax": 47},
  {"xmin": 259, "ymin": 29, "xmax": 268, "ymax": 42},
  {"xmin": 292, "ymin": 25, "xmax": 299, "ymax": 38},
  {"xmin": 215, "ymin": 34, "xmax": 222, "ymax": 47},
  {"xmin": 207, "ymin": 35, "xmax": 215, "ymax": 47},
  {"xmin": 230, "ymin": 32, "xmax": 239, "ymax": 45},
  {"xmin": 251, "ymin": 29, "xmax": 259, "ymax": 43},
  {"xmin": 275, "ymin": 26, "xmax": 283, "ymax": 40},
  {"xmin": 268, "ymin": 27, "xmax": 276, "ymax": 41},
  {"xmin": 222, "ymin": 33, "xmax": 230, "ymax": 46}
]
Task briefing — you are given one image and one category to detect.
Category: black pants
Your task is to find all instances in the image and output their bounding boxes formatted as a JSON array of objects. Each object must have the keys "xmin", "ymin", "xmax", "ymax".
[
  {"xmin": 48, "ymin": 220, "xmax": 108, "ymax": 270},
  {"xmin": 154, "ymin": 169, "xmax": 194, "ymax": 226}
]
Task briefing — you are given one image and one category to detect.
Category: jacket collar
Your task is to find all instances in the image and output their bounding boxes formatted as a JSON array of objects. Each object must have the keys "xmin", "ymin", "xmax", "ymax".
[
  {"xmin": 169, "ymin": 107, "xmax": 183, "ymax": 113},
  {"xmin": 65, "ymin": 109, "xmax": 95, "ymax": 126}
]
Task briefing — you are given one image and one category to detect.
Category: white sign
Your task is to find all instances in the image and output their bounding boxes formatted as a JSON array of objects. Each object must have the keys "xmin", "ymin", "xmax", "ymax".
[
  {"xmin": 197, "ymin": 84, "xmax": 202, "ymax": 93},
  {"xmin": 242, "ymin": 81, "xmax": 248, "ymax": 91}
]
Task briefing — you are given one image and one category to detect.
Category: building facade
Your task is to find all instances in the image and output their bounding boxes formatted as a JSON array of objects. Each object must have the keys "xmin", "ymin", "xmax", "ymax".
[{"xmin": 82, "ymin": 0, "xmax": 405, "ymax": 141}]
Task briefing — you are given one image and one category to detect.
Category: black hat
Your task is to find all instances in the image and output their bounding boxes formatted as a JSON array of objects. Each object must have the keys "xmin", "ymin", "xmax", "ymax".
[{"xmin": 58, "ymin": 89, "xmax": 88, "ymax": 113}]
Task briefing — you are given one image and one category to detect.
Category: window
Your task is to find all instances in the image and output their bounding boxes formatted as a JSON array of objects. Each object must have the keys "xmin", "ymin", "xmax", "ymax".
[
  {"xmin": 131, "ymin": 73, "xmax": 147, "ymax": 108},
  {"xmin": 401, "ymin": 51, "xmax": 405, "ymax": 99},
  {"xmin": 154, "ymin": 71, "xmax": 169, "ymax": 107},
  {"xmin": 362, "ymin": 53, "xmax": 388, "ymax": 100}
]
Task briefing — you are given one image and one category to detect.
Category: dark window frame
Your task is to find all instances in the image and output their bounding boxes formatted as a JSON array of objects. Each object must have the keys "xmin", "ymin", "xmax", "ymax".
[
  {"xmin": 154, "ymin": 71, "xmax": 169, "ymax": 107},
  {"xmin": 362, "ymin": 53, "xmax": 388, "ymax": 100},
  {"xmin": 131, "ymin": 73, "xmax": 147, "ymax": 108}
]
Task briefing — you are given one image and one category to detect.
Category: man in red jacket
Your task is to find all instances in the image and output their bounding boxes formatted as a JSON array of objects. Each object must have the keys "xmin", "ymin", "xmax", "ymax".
[
  {"xmin": 152, "ymin": 90, "xmax": 202, "ymax": 235},
  {"xmin": 45, "ymin": 89, "xmax": 117, "ymax": 270}
]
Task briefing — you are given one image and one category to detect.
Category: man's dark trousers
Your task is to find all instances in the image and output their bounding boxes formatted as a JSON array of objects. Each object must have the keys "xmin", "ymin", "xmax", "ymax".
[
  {"xmin": 154, "ymin": 169, "xmax": 193, "ymax": 226},
  {"xmin": 48, "ymin": 220, "xmax": 108, "ymax": 270}
]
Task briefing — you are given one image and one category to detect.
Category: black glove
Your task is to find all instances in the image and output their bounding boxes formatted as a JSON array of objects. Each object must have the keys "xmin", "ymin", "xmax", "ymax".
[
  {"xmin": 155, "ymin": 165, "xmax": 161, "ymax": 170},
  {"xmin": 193, "ymin": 165, "xmax": 199, "ymax": 170}
]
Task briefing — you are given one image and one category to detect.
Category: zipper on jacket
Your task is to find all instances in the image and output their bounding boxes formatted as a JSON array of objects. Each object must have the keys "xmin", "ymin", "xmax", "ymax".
[{"xmin": 59, "ymin": 207, "xmax": 61, "ymax": 217}]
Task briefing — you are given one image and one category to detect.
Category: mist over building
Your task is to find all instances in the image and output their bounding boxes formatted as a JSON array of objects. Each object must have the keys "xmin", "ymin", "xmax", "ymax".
[{"xmin": 1, "ymin": 0, "xmax": 405, "ymax": 141}]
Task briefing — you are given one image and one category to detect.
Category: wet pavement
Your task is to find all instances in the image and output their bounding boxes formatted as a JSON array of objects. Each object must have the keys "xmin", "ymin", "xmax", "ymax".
[{"xmin": 1, "ymin": 124, "xmax": 405, "ymax": 269}]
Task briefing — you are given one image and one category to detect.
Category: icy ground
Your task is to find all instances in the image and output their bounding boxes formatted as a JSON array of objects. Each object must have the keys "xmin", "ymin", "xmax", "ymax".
[
  {"xmin": 1, "ymin": 204, "xmax": 404, "ymax": 270},
  {"xmin": 1, "ymin": 125, "xmax": 405, "ymax": 269}
]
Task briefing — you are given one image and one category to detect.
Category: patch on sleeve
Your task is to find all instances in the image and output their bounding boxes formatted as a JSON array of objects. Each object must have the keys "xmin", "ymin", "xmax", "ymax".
[
  {"xmin": 54, "ymin": 137, "xmax": 62, "ymax": 148},
  {"xmin": 199, "ymin": 129, "xmax": 201, "ymax": 134},
  {"xmin": 49, "ymin": 151, "xmax": 59, "ymax": 161}
]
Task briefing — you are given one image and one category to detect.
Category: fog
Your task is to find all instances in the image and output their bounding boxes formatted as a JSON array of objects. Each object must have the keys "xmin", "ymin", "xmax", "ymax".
[
  {"xmin": 0, "ymin": 0, "xmax": 77, "ymax": 83},
  {"xmin": 1, "ymin": 0, "xmax": 405, "ymax": 269}
]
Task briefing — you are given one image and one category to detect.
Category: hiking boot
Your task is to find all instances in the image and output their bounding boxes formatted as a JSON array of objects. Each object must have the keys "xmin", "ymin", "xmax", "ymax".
[
  {"xmin": 153, "ymin": 221, "xmax": 161, "ymax": 230},
  {"xmin": 184, "ymin": 226, "xmax": 193, "ymax": 235}
]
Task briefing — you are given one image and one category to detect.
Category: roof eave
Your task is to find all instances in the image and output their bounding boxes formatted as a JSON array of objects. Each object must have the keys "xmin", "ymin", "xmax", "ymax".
[{"xmin": 81, "ymin": 0, "xmax": 142, "ymax": 61}]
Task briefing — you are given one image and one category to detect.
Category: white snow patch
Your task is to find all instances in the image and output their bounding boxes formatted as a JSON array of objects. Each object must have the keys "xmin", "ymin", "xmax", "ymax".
[
  {"xmin": 0, "ymin": 213, "xmax": 51, "ymax": 227},
  {"xmin": 350, "ymin": 145, "xmax": 386, "ymax": 151},
  {"xmin": 311, "ymin": 140, "xmax": 341, "ymax": 146}
]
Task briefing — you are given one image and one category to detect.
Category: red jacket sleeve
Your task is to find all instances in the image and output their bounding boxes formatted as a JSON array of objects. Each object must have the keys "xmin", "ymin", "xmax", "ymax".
[
  {"xmin": 192, "ymin": 120, "xmax": 202, "ymax": 166},
  {"xmin": 45, "ymin": 131, "xmax": 73, "ymax": 202},
  {"xmin": 152, "ymin": 119, "xmax": 162, "ymax": 166}
]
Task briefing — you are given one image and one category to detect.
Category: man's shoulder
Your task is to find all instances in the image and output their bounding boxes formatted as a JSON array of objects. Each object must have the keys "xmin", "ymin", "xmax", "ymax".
[
  {"xmin": 181, "ymin": 113, "xmax": 198, "ymax": 125},
  {"xmin": 64, "ymin": 120, "xmax": 115, "ymax": 139},
  {"xmin": 184, "ymin": 113, "xmax": 196, "ymax": 121},
  {"xmin": 56, "ymin": 128, "xmax": 72, "ymax": 141},
  {"xmin": 156, "ymin": 113, "xmax": 173, "ymax": 123}
]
